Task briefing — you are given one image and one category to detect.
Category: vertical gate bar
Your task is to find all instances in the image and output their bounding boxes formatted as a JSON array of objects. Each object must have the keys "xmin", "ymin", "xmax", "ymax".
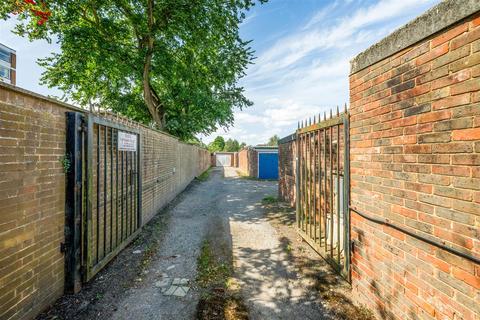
[
  {"xmin": 125, "ymin": 151, "xmax": 129, "ymax": 236},
  {"xmin": 137, "ymin": 133, "xmax": 142, "ymax": 228},
  {"xmin": 96, "ymin": 125, "xmax": 100, "ymax": 264},
  {"xmin": 313, "ymin": 130, "xmax": 317, "ymax": 243},
  {"xmin": 330, "ymin": 125, "xmax": 334, "ymax": 258},
  {"xmin": 129, "ymin": 151, "xmax": 135, "ymax": 234},
  {"xmin": 303, "ymin": 133, "xmax": 308, "ymax": 233},
  {"xmin": 306, "ymin": 132, "xmax": 310, "ymax": 237},
  {"xmin": 295, "ymin": 130, "xmax": 300, "ymax": 229},
  {"xmin": 103, "ymin": 125, "xmax": 107, "ymax": 257},
  {"xmin": 85, "ymin": 114, "xmax": 94, "ymax": 281},
  {"xmin": 129, "ymin": 151, "xmax": 132, "ymax": 233},
  {"xmin": 308, "ymin": 131, "xmax": 315, "ymax": 239},
  {"xmin": 337, "ymin": 124, "xmax": 341, "ymax": 264},
  {"xmin": 132, "ymin": 151, "xmax": 136, "ymax": 230},
  {"xmin": 116, "ymin": 130, "xmax": 119, "ymax": 246},
  {"xmin": 323, "ymin": 127, "xmax": 327, "ymax": 252},
  {"xmin": 299, "ymin": 132, "xmax": 304, "ymax": 230},
  {"xmin": 344, "ymin": 113, "xmax": 351, "ymax": 280},
  {"xmin": 110, "ymin": 127, "xmax": 113, "ymax": 252},
  {"xmin": 318, "ymin": 129, "xmax": 322, "ymax": 247},
  {"xmin": 121, "ymin": 150, "xmax": 124, "ymax": 241},
  {"xmin": 303, "ymin": 132, "xmax": 307, "ymax": 232},
  {"xmin": 65, "ymin": 112, "xmax": 83, "ymax": 292}
]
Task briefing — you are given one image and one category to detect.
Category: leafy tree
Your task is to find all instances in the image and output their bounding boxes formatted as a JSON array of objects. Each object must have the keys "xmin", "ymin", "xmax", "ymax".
[
  {"xmin": 1, "ymin": 0, "xmax": 266, "ymax": 140},
  {"xmin": 239, "ymin": 142, "xmax": 247, "ymax": 149},
  {"xmin": 224, "ymin": 138, "xmax": 240, "ymax": 152},
  {"xmin": 267, "ymin": 135, "xmax": 279, "ymax": 146},
  {"xmin": 185, "ymin": 137, "xmax": 207, "ymax": 148},
  {"xmin": 208, "ymin": 136, "xmax": 225, "ymax": 152}
]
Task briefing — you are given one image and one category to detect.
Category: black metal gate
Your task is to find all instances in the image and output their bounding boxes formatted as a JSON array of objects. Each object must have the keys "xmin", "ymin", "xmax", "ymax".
[
  {"xmin": 65, "ymin": 112, "xmax": 142, "ymax": 292},
  {"xmin": 295, "ymin": 109, "xmax": 350, "ymax": 280}
]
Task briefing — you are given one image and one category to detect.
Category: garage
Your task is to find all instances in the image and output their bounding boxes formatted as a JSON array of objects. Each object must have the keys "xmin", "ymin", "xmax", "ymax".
[
  {"xmin": 257, "ymin": 149, "xmax": 278, "ymax": 179},
  {"xmin": 215, "ymin": 153, "xmax": 232, "ymax": 167}
]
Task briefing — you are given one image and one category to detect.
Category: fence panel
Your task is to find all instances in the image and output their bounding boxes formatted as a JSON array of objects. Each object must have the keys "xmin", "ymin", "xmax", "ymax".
[
  {"xmin": 295, "ymin": 111, "xmax": 350, "ymax": 280},
  {"xmin": 83, "ymin": 115, "xmax": 142, "ymax": 281}
]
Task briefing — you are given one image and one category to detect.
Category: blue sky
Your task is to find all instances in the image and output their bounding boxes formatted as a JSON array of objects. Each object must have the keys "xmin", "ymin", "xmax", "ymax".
[{"xmin": 0, "ymin": 0, "xmax": 441, "ymax": 145}]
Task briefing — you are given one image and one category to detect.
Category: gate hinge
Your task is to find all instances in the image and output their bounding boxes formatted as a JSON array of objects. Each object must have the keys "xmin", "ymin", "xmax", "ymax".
[{"xmin": 60, "ymin": 242, "xmax": 66, "ymax": 253}]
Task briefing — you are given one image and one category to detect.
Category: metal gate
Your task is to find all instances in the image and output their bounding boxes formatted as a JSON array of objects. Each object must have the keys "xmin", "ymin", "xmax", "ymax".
[
  {"xmin": 295, "ymin": 109, "xmax": 350, "ymax": 280},
  {"xmin": 65, "ymin": 112, "xmax": 142, "ymax": 292}
]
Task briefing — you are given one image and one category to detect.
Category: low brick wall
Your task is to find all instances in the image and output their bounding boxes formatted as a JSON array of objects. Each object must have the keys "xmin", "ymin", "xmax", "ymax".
[
  {"xmin": 238, "ymin": 148, "xmax": 257, "ymax": 177},
  {"xmin": 0, "ymin": 83, "xmax": 210, "ymax": 320}
]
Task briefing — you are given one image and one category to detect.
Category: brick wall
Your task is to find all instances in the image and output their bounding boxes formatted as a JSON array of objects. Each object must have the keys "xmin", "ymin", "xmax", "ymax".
[
  {"xmin": 349, "ymin": 11, "xmax": 480, "ymax": 320},
  {"xmin": 278, "ymin": 140, "xmax": 296, "ymax": 207},
  {"xmin": 0, "ymin": 83, "xmax": 210, "ymax": 320},
  {"xmin": 0, "ymin": 84, "xmax": 68, "ymax": 320},
  {"xmin": 238, "ymin": 148, "xmax": 257, "ymax": 177}
]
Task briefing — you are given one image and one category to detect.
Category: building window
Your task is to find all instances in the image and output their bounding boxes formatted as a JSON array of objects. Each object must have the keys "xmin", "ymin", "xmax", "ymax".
[
  {"xmin": 0, "ymin": 65, "xmax": 10, "ymax": 80},
  {"xmin": 0, "ymin": 49, "xmax": 10, "ymax": 63}
]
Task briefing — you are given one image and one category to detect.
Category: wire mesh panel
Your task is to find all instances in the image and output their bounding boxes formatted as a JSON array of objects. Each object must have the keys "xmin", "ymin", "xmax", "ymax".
[
  {"xmin": 295, "ymin": 110, "xmax": 350, "ymax": 280},
  {"xmin": 83, "ymin": 115, "xmax": 142, "ymax": 281}
]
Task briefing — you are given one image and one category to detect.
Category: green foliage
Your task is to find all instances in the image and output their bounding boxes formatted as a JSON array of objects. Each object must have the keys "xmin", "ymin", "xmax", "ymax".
[
  {"xmin": 185, "ymin": 136, "xmax": 207, "ymax": 148},
  {"xmin": 267, "ymin": 135, "xmax": 279, "ymax": 146},
  {"xmin": 223, "ymin": 138, "xmax": 240, "ymax": 152},
  {"xmin": 197, "ymin": 167, "xmax": 212, "ymax": 181},
  {"xmin": 2, "ymin": 0, "xmax": 267, "ymax": 140},
  {"xmin": 196, "ymin": 240, "xmax": 230, "ymax": 288},
  {"xmin": 207, "ymin": 136, "xmax": 225, "ymax": 152},
  {"xmin": 59, "ymin": 154, "xmax": 71, "ymax": 173},
  {"xmin": 262, "ymin": 195, "xmax": 278, "ymax": 204},
  {"xmin": 207, "ymin": 135, "xmax": 245, "ymax": 152}
]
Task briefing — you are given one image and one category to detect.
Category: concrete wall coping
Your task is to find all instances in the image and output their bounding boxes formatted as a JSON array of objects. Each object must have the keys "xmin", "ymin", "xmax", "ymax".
[{"xmin": 350, "ymin": 0, "xmax": 480, "ymax": 74}]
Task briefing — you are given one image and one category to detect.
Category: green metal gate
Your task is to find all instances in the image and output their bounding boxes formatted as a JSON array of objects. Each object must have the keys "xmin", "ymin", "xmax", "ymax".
[
  {"xmin": 65, "ymin": 112, "xmax": 142, "ymax": 291},
  {"xmin": 295, "ymin": 109, "xmax": 350, "ymax": 280}
]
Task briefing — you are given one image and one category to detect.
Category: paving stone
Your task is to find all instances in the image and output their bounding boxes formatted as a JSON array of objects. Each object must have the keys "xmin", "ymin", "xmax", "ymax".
[
  {"xmin": 163, "ymin": 286, "xmax": 178, "ymax": 296},
  {"xmin": 172, "ymin": 286, "xmax": 189, "ymax": 297},
  {"xmin": 155, "ymin": 278, "xmax": 170, "ymax": 288},
  {"xmin": 172, "ymin": 278, "xmax": 189, "ymax": 285}
]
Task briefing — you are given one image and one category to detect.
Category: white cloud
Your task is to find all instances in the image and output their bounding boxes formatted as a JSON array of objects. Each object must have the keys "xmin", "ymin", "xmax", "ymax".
[{"xmin": 209, "ymin": 0, "xmax": 441, "ymax": 146}]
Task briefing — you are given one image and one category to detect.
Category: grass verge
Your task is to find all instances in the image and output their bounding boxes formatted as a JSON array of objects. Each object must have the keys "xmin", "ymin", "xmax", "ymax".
[
  {"xmin": 196, "ymin": 240, "xmax": 248, "ymax": 320},
  {"xmin": 261, "ymin": 195, "xmax": 278, "ymax": 205},
  {"xmin": 197, "ymin": 167, "xmax": 213, "ymax": 181}
]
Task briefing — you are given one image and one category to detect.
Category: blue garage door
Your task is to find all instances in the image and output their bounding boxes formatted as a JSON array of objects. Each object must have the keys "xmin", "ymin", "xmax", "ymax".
[{"xmin": 258, "ymin": 153, "xmax": 278, "ymax": 179}]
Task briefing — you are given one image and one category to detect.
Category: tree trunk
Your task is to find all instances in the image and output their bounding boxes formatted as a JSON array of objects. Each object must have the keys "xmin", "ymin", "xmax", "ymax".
[
  {"xmin": 142, "ymin": 50, "xmax": 164, "ymax": 128},
  {"xmin": 142, "ymin": 0, "xmax": 165, "ymax": 129}
]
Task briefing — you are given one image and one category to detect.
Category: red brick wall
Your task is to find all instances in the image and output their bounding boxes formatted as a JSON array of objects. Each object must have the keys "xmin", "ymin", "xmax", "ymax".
[
  {"xmin": 278, "ymin": 140, "xmax": 296, "ymax": 206},
  {"xmin": 0, "ymin": 84, "xmax": 210, "ymax": 320},
  {"xmin": 349, "ymin": 14, "xmax": 480, "ymax": 320},
  {"xmin": 238, "ymin": 148, "xmax": 257, "ymax": 177}
]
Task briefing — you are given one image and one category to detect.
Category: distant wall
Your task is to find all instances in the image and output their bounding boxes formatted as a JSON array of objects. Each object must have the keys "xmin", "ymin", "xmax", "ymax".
[
  {"xmin": 0, "ymin": 83, "xmax": 210, "ymax": 320},
  {"xmin": 238, "ymin": 148, "xmax": 257, "ymax": 177}
]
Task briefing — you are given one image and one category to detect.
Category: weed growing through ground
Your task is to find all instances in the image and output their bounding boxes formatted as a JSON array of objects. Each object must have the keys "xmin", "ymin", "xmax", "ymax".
[
  {"xmin": 197, "ymin": 240, "xmax": 231, "ymax": 288},
  {"xmin": 196, "ymin": 240, "xmax": 249, "ymax": 320},
  {"xmin": 261, "ymin": 195, "xmax": 278, "ymax": 205},
  {"xmin": 197, "ymin": 167, "xmax": 213, "ymax": 181}
]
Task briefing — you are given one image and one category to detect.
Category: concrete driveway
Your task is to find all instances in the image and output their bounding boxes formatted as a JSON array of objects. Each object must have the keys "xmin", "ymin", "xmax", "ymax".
[{"xmin": 109, "ymin": 167, "xmax": 331, "ymax": 319}]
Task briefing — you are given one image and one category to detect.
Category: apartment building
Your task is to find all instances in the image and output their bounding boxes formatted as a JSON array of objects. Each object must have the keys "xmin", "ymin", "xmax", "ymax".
[{"xmin": 0, "ymin": 43, "xmax": 16, "ymax": 85}]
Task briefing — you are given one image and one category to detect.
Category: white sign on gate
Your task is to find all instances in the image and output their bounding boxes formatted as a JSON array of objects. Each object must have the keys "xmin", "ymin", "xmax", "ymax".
[{"xmin": 118, "ymin": 131, "xmax": 137, "ymax": 151}]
